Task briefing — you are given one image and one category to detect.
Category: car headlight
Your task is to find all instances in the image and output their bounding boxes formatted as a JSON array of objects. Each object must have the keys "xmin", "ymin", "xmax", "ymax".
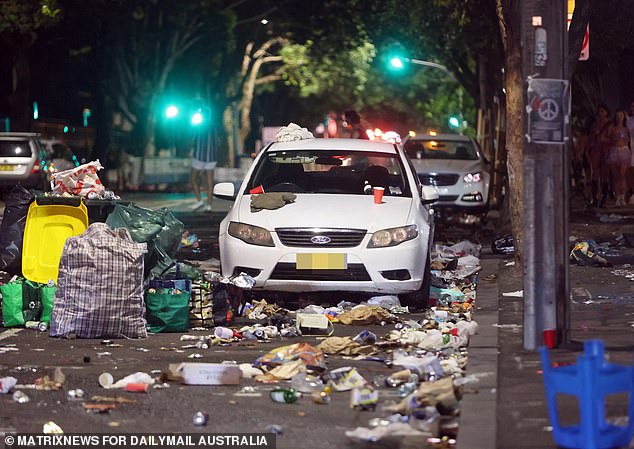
[
  {"xmin": 368, "ymin": 225, "xmax": 418, "ymax": 248},
  {"xmin": 463, "ymin": 172, "xmax": 481, "ymax": 183},
  {"xmin": 228, "ymin": 222, "xmax": 274, "ymax": 247}
]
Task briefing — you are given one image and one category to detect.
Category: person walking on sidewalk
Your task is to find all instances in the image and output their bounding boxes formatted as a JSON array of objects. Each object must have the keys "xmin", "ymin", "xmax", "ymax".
[
  {"xmin": 586, "ymin": 104, "xmax": 611, "ymax": 208},
  {"xmin": 607, "ymin": 109, "xmax": 632, "ymax": 207},
  {"xmin": 190, "ymin": 124, "xmax": 220, "ymax": 212},
  {"xmin": 626, "ymin": 101, "xmax": 634, "ymax": 200}
]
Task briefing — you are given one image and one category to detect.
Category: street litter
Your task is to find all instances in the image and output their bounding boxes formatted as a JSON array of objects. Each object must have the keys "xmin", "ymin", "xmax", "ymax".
[
  {"xmin": 296, "ymin": 313, "xmax": 333, "ymax": 336},
  {"xmin": 337, "ymin": 305, "xmax": 393, "ymax": 325},
  {"xmin": 43, "ymin": 421, "xmax": 64, "ymax": 434},
  {"xmin": 569, "ymin": 241, "xmax": 611, "ymax": 267},
  {"xmin": 239, "ymin": 364, "xmax": 264, "ymax": 378},
  {"xmin": 346, "ymin": 422, "xmax": 431, "ymax": 443},
  {"xmin": 0, "ymin": 376, "xmax": 17, "ymax": 393},
  {"xmin": 317, "ymin": 336, "xmax": 375, "ymax": 356},
  {"xmin": 492, "ymin": 234, "xmax": 515, "ymax": 255},
  {"xmin": 166, "ymin": 363, "xmax": 240, "ymax": 385},
  {"xmin": 503, "ymin": 290, "xmax": 524, "ymax": 297},
  {"xmin": 323, "ymin": 367, "xmax": 367, "ymax": 392},
  {"xmin": 66, "ymin": 389, "xmax": 84, "ymax": 400},
  {"xmin": 98, "ymin": 372, "xmax": 154, "ymax": 389},
  {"xmin": 598, "ymin": 213, "xmax": 624, "ymax": 223},
  {"xmin": 193, "ymin": 411, "xmax": 209, "ymax": 426},
  {"xmin": 254, "ymin": 343, "xmax": 325, "ymax": 371},
  {"xmin": 234, "ymin": 386, "xmax": 262, "ymax": 397},
  {"xmin": 350, "ymin": 386, "xmax": 379, "ymax": 410},
  {"xmin": 12, "ymin": 391, "xmax": 30, "ymax": 403},
  {"xmin": 270, "ymin": 388, "xmax": 301, "ymax": 404}
]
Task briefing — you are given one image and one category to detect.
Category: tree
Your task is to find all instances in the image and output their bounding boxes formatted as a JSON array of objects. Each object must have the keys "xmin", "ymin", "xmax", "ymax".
[
  {"xmin": 0, "ymin": 0, "xmax": 61, "ymax": 130},
  {"xmin": 100, "ymin": 0, "xmax": 230, "ymax": 157},
  {"xmin": 222, "ymin": 37, "xmax": 288, "ymax": 166},
  {"xmin": 496, "ymin": 0, "xmax": 524, "ymax": 259}
]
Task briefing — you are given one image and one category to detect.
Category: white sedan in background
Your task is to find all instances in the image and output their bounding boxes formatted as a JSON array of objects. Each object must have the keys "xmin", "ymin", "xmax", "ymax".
[
  {"xmin": 213, "ymin": 138, "xmax": 438, "ymax": 307},
  {"xmin": 402, "ymin": 133, "xmax": 491, "ymax": 215}
]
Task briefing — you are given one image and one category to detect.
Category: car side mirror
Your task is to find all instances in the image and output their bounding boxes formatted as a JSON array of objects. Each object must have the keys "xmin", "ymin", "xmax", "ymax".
[
  {"xmin": 421, "ymin": 185, "xmax": 439, "ymax": 204},
  {"xmin": 213, "ymin": 182, "xmax": 236, "ymax": 201}
]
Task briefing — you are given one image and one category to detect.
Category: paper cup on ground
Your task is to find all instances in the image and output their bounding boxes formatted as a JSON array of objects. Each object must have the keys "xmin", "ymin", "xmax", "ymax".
[
  {"xmin": 214, "ymin": 327, "xmax": 233, "ymax": 339},
  {"xmin": 373, "ymin": 187, "xmax": 385, "ymax": 204},
  {"xmin": 98, "ymin": 372, "xmax": 114, "ymax": 388}
]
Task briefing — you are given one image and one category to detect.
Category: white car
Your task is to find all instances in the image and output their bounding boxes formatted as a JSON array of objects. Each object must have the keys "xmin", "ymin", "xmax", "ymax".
[
  {"xmin": 402, "ymin": 133, "xmax": 490, "ymax": 214},
  {"xmin": 213, "ymin": 138, "xmax": 438, "ymax": 306}
]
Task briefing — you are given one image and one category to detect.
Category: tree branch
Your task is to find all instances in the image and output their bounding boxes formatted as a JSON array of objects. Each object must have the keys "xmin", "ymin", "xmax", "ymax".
[
  {"xmin": 496, "ymin": 0, "xmax": 508, "ymax": 53},
  {"xmin": 255, "ymin": 73, "xmax": 283, "ymax": 85},
  {"xmin": 235, "ymin": 7, "xmax": 278, "ymax": 26}
]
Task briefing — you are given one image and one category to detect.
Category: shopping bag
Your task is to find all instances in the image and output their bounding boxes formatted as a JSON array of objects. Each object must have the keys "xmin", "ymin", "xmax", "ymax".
[
  {"xmin": 0, "ymin": 279, "xmax": 55, "ymax": 327},
  {"xmin": 146, "ymin": 289, "xmax": 191, "ymax": 333},
  {"xmin": 190, "ymin": 281, "xmax": 214, "ymax": 328},
  {"xmin": 146, "ymin": 264, "xmax": 192, "ymax": 333},
  {"xmin": 50, "ymin": 223, "xmax": 147, "ymax": 339}
]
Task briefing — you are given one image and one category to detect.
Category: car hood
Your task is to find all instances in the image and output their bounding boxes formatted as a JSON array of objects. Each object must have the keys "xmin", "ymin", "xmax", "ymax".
[
  {"xmin": 411, "ymin": 159, "xmax": 482, "ymax": 174},
  {"xmin": 236, "ymin": 194, "xmax": 413, "ymax": 232}
]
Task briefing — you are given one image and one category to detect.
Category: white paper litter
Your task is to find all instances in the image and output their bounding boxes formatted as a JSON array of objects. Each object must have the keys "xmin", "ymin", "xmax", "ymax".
[
  {"xmin": 274, "ymin": 123, "xmax": 314, "ymax": 142},
  {"xmin": 502, "ymin": 290, "xmax": 524, "ymax": 297}
]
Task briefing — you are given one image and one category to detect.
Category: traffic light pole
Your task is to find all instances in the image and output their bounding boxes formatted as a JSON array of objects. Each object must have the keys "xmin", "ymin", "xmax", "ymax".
[{"xmin": 521, "ymin": 0, "xmax": 570, "ymax": 350}]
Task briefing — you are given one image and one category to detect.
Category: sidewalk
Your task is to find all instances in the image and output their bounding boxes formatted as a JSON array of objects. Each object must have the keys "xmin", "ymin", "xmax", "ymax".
[{"xmin": 459, "ymin": 205, "xmax": 634, "ymax": 449}]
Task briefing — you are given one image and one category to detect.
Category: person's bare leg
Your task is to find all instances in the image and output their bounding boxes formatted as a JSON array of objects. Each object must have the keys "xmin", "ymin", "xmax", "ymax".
[
  {"xmin": 191, "ymin": 168, "xmax": 202, "ymax": 201},
  {"xmin": 205, "ymin": 169, "xmax": 215, "ymax": 207}
]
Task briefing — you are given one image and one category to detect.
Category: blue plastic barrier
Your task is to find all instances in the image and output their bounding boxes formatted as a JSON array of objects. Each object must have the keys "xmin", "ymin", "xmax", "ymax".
[{"xmin": 540, "ymin": 340, "xmax": 634, "ymax": 449}]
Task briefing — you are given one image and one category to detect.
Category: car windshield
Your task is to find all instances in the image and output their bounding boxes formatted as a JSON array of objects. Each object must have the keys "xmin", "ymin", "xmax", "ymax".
[
  {"xmin": 404, "ymin": 139, "xmax": 478, "ymax": 161},
  {"xmin": 0, "ymin": 140, "xmax": 32, "ymax": 157},
  {"xmin": 247, "ymin": 149, "xmax": 411, "ymax": 197}
]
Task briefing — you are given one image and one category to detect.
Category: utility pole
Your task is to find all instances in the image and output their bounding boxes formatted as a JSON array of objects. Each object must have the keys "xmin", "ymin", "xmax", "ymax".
[{"xmin": 522, "ymin": 0, "xmax": 570, "ymax": 350}]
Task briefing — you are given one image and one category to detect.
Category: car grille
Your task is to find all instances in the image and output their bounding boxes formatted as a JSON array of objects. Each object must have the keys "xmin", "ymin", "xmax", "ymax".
[
  {"xmin": 269, "ymin": 263, "xmax": 371, "ymax": 281},
  {"xmin": 275, "ymin": 228, "xmax": 366, "ymax": 248},
  {"xmin": 438, "ymin": 195, "xmax": 459, "ymax": 201},
  {"xmin": 419, "ymin": 173, "xmax": 460, "ymax": 186}
]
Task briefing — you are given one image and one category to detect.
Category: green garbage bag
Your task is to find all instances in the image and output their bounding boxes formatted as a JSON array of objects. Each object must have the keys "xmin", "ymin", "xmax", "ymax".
[
  {"xmin": 105, "ymin": 203, "xmax": 184, "ymax": 280},
  {"xmin": 0, "ymin": 279, "xmax": 55, "ymax": 327},
  {"xmin": 146, "ymin": 289, "xmax": 190, "ymax": 333}
]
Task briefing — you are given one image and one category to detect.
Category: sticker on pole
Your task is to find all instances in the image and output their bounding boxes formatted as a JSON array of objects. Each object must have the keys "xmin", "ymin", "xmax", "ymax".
[{"xmin": 526, "ymin": 78, "xmax": 570, "ymax": 144}]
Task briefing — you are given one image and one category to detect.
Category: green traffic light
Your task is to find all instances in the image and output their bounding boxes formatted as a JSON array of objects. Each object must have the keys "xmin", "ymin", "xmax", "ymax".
[
  {"xmin": 191, "ymin": 111, "xmax": 203, "ymax": 126},
  {"xmin": 449, "ymin": 116, "xmax": 461, "ymax": 128},
  {"xmin": 165, "ymin": 105, "xmax": 179, "ymax": 118},
  {"xmin": 390, "ymin": 57, "xmax": 404, "ymax": 69},
  {"xmin": 63, "ymin": 126, "xmax": 69, "ymax": 133}
]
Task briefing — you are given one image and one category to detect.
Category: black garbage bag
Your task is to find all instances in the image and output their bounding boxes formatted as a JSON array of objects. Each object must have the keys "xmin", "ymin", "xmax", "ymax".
[
  {"xmin": 0, "ymin": 186, "xmax": 34, "ymax": 275},
  {"xmin": 212, "ymin": 283, "xmax": 243, "ymax": 326}
]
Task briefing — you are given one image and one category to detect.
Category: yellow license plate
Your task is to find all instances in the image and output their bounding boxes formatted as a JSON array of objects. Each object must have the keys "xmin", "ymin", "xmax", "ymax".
[
  {"xmin": 0, "ymin": 165, "xmax": 13, "ymax": 171},
  {"xmin": 296, "ymin": 253, "xmax": 347, "ymax": 270}
]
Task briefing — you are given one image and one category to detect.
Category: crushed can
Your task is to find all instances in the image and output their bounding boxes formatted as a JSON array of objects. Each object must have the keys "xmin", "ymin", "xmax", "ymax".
[{"xmin": 25, "ymin": 321, "xmax": 48, "ymax": 332}]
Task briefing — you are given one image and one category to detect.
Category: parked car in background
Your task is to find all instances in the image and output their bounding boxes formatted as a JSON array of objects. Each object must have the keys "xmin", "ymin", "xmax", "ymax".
[
  {"xmin": 39, "ymin": 138, "xmax": 82, "ymax": 172},
  {"xmin": 0, "ymin": 132, "xmax": 50, "ymax": 194},
  {"xmin": 402, "ymin": 133, "xmax": 491, "ymax": 215},
  {"xmin": 213, "ymin": 138, "xmax": 439, "ymax": 307}
]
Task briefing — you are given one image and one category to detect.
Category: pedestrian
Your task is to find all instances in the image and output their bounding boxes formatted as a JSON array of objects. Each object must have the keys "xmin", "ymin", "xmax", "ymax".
[
  {"xmin": 606, "ymin": 109, "xmax": 631, "ymax": 207},
  {"xmin": 342, "ymin": 110, "xmax": 369, "ymax": 139},
  {"xmin": 626, "ymin": 100, "xmax": 634, "ymax": 202},
  {"xmin": 570, "ymin": 125, "xmax": 588, "ymax": 201},
  {"xmin": 586, "ymin": 104, "xmax": 611, "ymax": 208},
  {"xmin": 190, "ymin": 124, "xmax": 220, "ymax": 212}
]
